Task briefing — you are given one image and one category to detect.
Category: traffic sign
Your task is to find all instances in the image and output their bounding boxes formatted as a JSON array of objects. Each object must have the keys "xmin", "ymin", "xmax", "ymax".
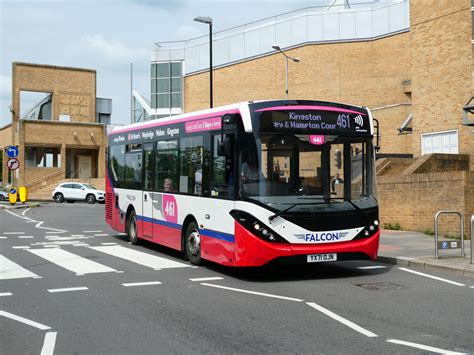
[
  {"xmin": 9, "ymin": 187, "xmax": 17, "ymax": 195},
  {"xmin": 6, "ymin": 146, "xmax": 19, "ymax": 158},
  {"xmin": 7, "ymin": 158, "xmax": 20, "ymax": 171}
]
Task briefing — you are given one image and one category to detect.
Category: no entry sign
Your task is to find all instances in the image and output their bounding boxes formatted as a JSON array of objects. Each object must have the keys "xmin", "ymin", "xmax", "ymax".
[{"xmin": 7, "ymin": 158, "xmax": 20, "ymax": 171}]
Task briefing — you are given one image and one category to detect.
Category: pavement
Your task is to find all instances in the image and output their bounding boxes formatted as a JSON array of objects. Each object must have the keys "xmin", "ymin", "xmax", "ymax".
[
  {"xmin": 1, "ymin": 200, "xmax": 473, "ymax": 277},
  {"xmin": 379, "ymin": 229, "xmax": 474, "ymax": 278}
]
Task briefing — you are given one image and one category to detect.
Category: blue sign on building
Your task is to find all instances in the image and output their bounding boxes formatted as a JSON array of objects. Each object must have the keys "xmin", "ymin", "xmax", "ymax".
[{"xmin": 6, "ymin": 146, "xmax": 19, "ymax": 158}]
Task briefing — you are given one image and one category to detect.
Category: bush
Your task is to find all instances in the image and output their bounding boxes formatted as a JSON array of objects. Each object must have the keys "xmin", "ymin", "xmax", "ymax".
[{"xmin": 384, "ymin": 222, "xmax": 401, "ymax": 230}]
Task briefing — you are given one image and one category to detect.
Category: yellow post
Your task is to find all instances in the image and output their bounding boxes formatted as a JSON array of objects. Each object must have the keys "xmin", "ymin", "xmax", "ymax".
[
  {"xmin": 19, "ymin": 186, "xmax": 28, "ymax": 203},
  {"xmin": 8, "ymin": 186, "xmax": 18, "ymax": 205}
]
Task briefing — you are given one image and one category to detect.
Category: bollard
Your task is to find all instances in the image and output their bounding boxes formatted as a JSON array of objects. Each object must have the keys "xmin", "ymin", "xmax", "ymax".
[
  {"xmin": 19, "ymin": 186, "xmax": 28, "ymax": 203},
  {"xmin": 434, "ymin": 211, "xmax": 464, "ymax": 259},
  {"xmin": 8, "ymin": 187, "xmax": 18, "ymax": 205}
]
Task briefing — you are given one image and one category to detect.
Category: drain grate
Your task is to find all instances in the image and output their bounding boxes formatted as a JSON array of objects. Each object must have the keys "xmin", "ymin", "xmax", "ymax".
[{"xmin": 354, "ymin": 282, "xmax": 408, "ymax": 291}]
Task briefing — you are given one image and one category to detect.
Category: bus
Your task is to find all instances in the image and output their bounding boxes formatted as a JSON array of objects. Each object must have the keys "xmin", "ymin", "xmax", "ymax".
[{"xmin": 106, "ymin": 100, "xmax": 380, "ymax": 267}]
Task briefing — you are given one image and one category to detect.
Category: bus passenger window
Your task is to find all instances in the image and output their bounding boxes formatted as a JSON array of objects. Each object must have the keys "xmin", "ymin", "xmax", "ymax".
[
  {"xmin": 179, "ymin": 136, "xmax": 208, "ymax": 196},
  {"xmin": 211, "ymin": 135, "xmax": 233, "ymax": 198}
]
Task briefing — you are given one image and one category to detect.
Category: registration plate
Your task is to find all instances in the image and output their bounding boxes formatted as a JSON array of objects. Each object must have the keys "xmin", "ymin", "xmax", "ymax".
[{"xmin": 307, "ymin": 253, "xmax": 337, "ymax": 263}]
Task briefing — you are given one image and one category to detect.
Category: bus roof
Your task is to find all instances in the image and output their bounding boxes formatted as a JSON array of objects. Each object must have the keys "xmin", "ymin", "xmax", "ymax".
[{"xmin": 110, "ymin": 100, "xmax": 369, "ymax": 135}]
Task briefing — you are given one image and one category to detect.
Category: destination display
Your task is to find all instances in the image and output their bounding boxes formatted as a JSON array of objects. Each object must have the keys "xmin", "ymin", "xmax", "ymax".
[{"xmin": 256, "ymin": 109, "xmax": 371, "ymax": 136}]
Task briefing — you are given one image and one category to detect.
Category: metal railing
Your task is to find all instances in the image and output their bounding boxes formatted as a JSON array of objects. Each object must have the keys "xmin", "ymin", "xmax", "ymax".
[
  {"xmin": 434, "ymin": 211, "xmax": 464, "ymax": 259},
  {"xmin": 26, "ymin": 169, "xmax": 63, "ymax": 190}
]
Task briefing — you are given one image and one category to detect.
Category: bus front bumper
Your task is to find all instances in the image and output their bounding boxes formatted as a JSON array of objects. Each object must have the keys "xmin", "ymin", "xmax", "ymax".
[{"xmin": 233, "ymin": 222, "xmax": 380, "ymax": 267}]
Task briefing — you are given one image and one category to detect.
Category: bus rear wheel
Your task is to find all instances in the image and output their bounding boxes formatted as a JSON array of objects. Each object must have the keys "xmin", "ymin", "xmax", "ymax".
[
  {"xmin": 185, "ymin": 221, "xmax": 202, "ymax": 265},
  {"xmin": 127, "ymin": 210, "xmax": 139, "ymax": 245}
]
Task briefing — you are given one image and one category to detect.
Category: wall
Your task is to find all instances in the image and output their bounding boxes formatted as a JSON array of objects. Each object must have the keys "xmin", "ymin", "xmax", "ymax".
[
  {"xmin": 410, "ymin": 0, "xmax": 473, "ymax": 160},
  {"xmin": 0, "ymin": 124, "xmax": 12, "ymax": 184},
  {"xmin": 378, "ymin": 171, "xmax": 473, "ymax": 236},
  {"xmin": 184, "ymin": 32, "xmax": 412, "ymax": 155},
  {"xmin": 12, "ymin": 62, "xmax": 96, "ymax": 125}
]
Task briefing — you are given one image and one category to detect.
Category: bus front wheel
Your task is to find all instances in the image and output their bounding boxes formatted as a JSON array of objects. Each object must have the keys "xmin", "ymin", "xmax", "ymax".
[
  {"xmin": 185, "ymin": 221, "xmax": 202, "ymax": 265},
  {"xmin": 127, "ymin": 210, "xmax": 139, "ymax": 245}
]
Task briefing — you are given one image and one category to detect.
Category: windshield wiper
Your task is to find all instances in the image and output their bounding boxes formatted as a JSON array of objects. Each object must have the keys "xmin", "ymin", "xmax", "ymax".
[{"xmin": 268, "ymin": 202, "xmax": 327, "ymax": 222}]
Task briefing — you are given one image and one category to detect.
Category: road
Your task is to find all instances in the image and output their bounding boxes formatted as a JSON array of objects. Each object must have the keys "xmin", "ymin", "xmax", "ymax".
[{"xmin": 1, "ymin": 203, "xmax": 473, "ymax": 354}]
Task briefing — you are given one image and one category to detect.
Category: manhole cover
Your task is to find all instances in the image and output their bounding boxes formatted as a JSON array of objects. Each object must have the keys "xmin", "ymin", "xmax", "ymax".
[{"xmin": 354, "ymin": 282, "xmax": 407, "ymax": 291}]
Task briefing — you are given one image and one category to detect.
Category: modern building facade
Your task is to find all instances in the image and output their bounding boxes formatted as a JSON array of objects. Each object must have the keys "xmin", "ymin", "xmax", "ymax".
[
  {"xmin": 149, "ymin": 0, "xmax": 474, "ymax": 233},
  {"xmin": 0, "ymin": 62, "xmax": 111, "ymax": 198}
]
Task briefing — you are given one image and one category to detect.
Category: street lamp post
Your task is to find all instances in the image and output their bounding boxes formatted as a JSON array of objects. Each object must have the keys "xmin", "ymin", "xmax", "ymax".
[
  {"xmin": 272, "ymin": 44, "xmax": 300, "ymax": 100},
  {"xmin": 194, "ymin": 16, "xmax": 213, "ymax": 108}
]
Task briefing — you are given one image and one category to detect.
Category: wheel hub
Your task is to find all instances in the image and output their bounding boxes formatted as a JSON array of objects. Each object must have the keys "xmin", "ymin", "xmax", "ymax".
[{"xmin": 188, "ymin": 230, "xmax": 200, "ymax": 256}]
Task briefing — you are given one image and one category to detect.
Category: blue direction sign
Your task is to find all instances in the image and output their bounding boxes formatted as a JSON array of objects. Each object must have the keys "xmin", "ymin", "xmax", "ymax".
[
  {"xmin": 6, "ymin": 146, "xmax": 19, "ymax": 158},
  {"xmin": 9, "ymin": 187, "xmax": 17, "ymax": 195}
]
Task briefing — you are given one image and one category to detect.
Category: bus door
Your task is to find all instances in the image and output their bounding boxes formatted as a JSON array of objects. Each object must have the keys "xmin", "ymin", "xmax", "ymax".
[{"xmin": 142, "ymin": 143, "xmax": 155, "ymax": 238}]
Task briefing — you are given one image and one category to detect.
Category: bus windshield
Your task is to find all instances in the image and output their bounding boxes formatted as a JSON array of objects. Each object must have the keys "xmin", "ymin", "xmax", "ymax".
[{"xmin": 238, "ymin": 133, "xmax": 377, "ymax": 213}]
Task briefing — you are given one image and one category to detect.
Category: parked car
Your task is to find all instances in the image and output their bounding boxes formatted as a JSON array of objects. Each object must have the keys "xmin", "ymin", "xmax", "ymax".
[
  {"xmin": 52, "ymin": 183, "xmax": 105, "ymax": 204},
  {"xmin": 0, "ymin": 190, "xmax": 8, "ymax": 201}
]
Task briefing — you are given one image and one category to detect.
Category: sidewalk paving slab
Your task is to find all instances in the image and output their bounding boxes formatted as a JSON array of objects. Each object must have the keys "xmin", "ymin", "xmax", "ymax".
[{"xmin": 379, "ymin": 229, "xmax": 473, "ymax": 278}]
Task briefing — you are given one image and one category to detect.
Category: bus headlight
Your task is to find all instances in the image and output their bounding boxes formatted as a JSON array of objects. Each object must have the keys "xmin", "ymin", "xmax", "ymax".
[
  {"xmin": 354, "ymin": 220, "xmax": 379, "ymax": 240},
  {"xmin": 230, "ymin": 210, "xmax": 288, "ymax": 243}
]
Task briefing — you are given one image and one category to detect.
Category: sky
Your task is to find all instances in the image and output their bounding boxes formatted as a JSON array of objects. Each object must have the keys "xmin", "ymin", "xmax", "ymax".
[{"xmin": 0, "ymin": 0, "xmax": 349, "ymax": 127}]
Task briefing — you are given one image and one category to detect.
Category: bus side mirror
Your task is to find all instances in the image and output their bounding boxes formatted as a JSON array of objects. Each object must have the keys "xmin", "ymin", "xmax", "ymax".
[
  {"xmin": 217, "ymin": 136, "xmax": 233, "ymax": 157},
  {"xmin": 218, "ymin": 114, "xmax": 236, "ymax": 156}
]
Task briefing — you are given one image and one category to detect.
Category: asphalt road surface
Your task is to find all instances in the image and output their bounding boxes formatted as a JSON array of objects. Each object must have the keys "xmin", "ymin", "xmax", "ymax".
[{"xmin": 1, "ymin": 203, "xmax": 473, "ymax": 354}]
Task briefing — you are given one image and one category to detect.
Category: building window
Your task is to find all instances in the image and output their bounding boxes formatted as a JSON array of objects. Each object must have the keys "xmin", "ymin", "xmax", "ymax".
[
  {"xmin": 421, "ymin": 130, "xmax": 459, "ymax": 155},
  {"xmin": 151, "ymin": 61, "xmax": 183, "ymax": 111},
  {"xmin": 25, "ymin": 147, "xmax": 61, "ymax": 168}
]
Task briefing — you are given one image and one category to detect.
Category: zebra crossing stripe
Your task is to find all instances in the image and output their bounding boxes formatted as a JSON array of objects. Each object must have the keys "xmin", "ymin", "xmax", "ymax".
[
  {"xmin": 90, "ymin": 245, "xmax": 191, "ymax": 270},
  {"xmin": 28, "ymin": 248, "xmax": 117, "ymax": 275},
  {"xmin": 0, "ymin": 255, "xmax": 39, "ymax": 280}
]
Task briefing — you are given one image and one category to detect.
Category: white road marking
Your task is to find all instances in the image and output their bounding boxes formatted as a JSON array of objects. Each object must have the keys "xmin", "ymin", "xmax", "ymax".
[
  {"xmin": 398, "ymin": 267, "xmax": 466, "ymax": 286},
  {"xmin": 28, "ymin": 248, "xmax": 117, "ymax": 275},
  {"xmin": 0, "ymin": 292, "xmax": 13, "ymax": 297},
  {"xmin": 18, "ymin": 236, "xmax": 34, "ymax": 239},
  {"xmin": 45, "ymin": 231, "xmax": 60, "ymax": 234},
  {"xmin": 94, "ymin": 234, "xmax": 109, "ymax": 236},
  {"xmin": 44, "ymin": 245, "xmax": 60, "ymax": 248},
  {"xmin": 12, "ymin": 246, "xmax": 31, "ymax": 249},
  {"xmin": 83, "ymin": 230, "xmax": 102, "ymax": 233},
  {"xmin": 190, "ymin": 277, "xmax": 224, "ymax": 282},
  {"xmin": 122, "ymin": 281, "xmax": 162, "ymax": 287},
  {"xmin": 21, "ymin": 208, "xmax": 31, "ymax": 216},
  {"xmin": 35, "ymin": 221, "xmax": 67, "ymax": 233},
  {"xmin": 0, "ymin": 237, "xmax": 7, "ymax": 239},
  {"xmin": 70, "ymin": 234, "xmax": 85, "ymax": 237},
  {"xmin": 41, "ymin": 331, "xmax": 57, "ymax": 355},
  {"xmin": 90, "ymin": 245, "xmax": 190, "ymax": 270},
  {"xmin": 307, "ymin": 302, "xmax": 378, "ymax": 338},
  {"xmin": 201, "ymin": 283, "xmax": 304, "ymax": 302},
  {"xmin": 0, "ymin": 310, "xmax": 51, "ymax": 330},
  {"xmin": 3, "ymin": 232, "xmax": 25, "ymax": 235},
  {"xmin": 100, "ymin": 242, "xmax": 118, "ymax": 246},
  {"xmin": 357, "ymin": 266, "xmax": 387, "ymax": 270},
  {"xmin": 48, "ymin": 287, "xmax": 89, "ymax": 293},
  {"xmin": 0, "ymin": 255, "xmax": 39, "ymax": 280},
  {"xmin": 470, "ymin": 286, "xmax": 474, "ymax": 289},
  {"xmin": 386, "ymin": 339, "xmax": 467, "ymax": 354}
]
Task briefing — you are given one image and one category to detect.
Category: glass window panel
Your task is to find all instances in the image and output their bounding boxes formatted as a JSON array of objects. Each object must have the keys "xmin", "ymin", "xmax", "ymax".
[
  {"xmin": 110, "ymin": 145, "xmax": 125, "ymax": 185},
  {"xmin": 157, "ymin": 63, "xmax": 170, "ymax": 77},
  {"xmin": 157, "ymin": 94, "xmax": 170, "ymax": 108},
  {"xmin": 124, "ymin": 152, "xmax": 142, "ymax": 189},
  {"xmin": 151, "ymin": 79, "xmax": 157, "ymax": 94},
  {"xmin": 171, "ymin": 93, "xmax": 181, "ymax": 108},
  {"xmin": 157, "ymin": 78, "xmax": 170, "ymax": 93},
  {"xmin": 151, "ymin": 64, "xmax": 156, "ymax": 78},
  {"xmin": 179, "ymin": 136, "xmax": 204, "ymax": 195},
  {"xmin": 170, "ymin": 78, "xmax": 181, "ymax": 92},
  {"xmin": 171, "ymin": 62, "xmax": 181, "ymax": 77}
]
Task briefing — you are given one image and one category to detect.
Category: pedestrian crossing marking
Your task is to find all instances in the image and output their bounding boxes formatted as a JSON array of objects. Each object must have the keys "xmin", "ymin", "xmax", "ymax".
[
  {"xmin": 90, "ymin": 245, "xmax": 191, "ymax": 270},
  {"xmin": 0, "ymin": 255, "xmax": 40, "ymax": 280},
  {"xmin": 28, "ymin": 248, "xmax": 117, "ymax": 275}
]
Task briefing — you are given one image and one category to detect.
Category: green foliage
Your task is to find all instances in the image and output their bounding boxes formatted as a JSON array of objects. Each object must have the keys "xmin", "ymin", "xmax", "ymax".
[{"xmin": 384, "ymin": 222, "xmax": 401, "ymax": 230}]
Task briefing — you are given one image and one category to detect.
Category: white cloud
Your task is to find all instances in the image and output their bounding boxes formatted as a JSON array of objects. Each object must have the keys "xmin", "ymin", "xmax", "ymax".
[
  {"xmin": 0, "ymin": 75, "xmax": 12, "ymax": 97},
  {"xmin": 79, "ymin": 34, "xmax": 150, "ymax": 64}
]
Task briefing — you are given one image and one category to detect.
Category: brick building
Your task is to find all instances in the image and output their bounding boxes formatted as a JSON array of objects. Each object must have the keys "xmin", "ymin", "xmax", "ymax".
[
  {"xmin": 0, "ymin": 62, "xmax": 110, "ymax": 199},
  {"xmin": 149, "ymin": 0, "xmax": 473, "ymax": 233}
]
